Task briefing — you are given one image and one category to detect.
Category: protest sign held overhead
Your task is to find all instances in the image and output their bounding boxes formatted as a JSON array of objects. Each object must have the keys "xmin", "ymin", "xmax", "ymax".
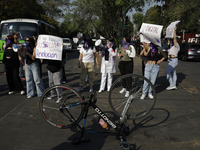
[
  {"xmin": 140, "ymin": 23, "xmax": 163, "ymax": 47},
  {"xmin": 166, "ymin": 20, "xmax": 180, "ymax": 38},
  {"xmin": 36, "ymin": 35, "xmax": 63, "ymax": 61}
]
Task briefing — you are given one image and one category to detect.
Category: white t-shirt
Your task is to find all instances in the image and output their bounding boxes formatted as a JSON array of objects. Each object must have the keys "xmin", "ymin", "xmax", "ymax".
[
  {"xmin": 80, "ymin": 47, "xmax": 96, "ymax": 63},
  {"xmin": 168, "ymin": 43, "xmax": 180, "ymax": 57}
]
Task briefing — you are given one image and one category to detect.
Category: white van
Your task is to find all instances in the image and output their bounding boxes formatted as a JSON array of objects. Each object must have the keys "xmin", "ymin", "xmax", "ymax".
[{"xmin": 63, "ymin": 38, "xmax": 72, "ymax": 51}]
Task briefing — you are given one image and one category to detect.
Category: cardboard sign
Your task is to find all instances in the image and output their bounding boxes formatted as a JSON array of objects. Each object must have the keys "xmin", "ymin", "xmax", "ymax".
[
  {"xmin": 36, "ymin": 35, "xmax": 63, "ymax": 61},
  {"xmin": 140, "ymin": 23, "xmax": 163, "ymax": 46},
  {"xmin": 166, "ymin": 20, "xmax": 180, "ymax": 38}
]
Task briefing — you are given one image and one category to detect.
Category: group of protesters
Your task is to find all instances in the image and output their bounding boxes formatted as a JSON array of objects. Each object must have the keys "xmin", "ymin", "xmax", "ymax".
[{"xmin": 2, "ymin": 22, "xmax": 180, "ymax": 101}]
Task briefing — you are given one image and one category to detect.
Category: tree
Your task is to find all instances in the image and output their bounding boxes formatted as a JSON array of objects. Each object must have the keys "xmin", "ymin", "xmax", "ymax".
[
  {"xmin": 67, "ymin": 0, "xmax": 148, "ymax": 45},
  {"xmin": 0, "ymin": 0, "xmax": 44, "ymax": 21},
  {"xmin": 36, "ymin": 0, "xmax": 70, "ymax": 20},
  {"xmin": 143, "ymin": 5, "xmax": 162, "ymax": 25},
  {"xmin": 132, "ymin": 13, "xmax": 144, "ymax": 33},
  {"xmin": 59, "ymin": 11, "xmax": 79, "ymax": 38}
]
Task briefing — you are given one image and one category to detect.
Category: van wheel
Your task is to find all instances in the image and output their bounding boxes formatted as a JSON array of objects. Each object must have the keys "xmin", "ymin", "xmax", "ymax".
[{"xmin": 181, "ymin": 55, "xmax": 187, "ymax": 61}]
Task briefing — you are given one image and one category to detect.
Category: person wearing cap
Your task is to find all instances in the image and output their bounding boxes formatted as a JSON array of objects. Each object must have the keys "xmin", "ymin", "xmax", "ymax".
[{"xmin": 98, "ymin": 38, "xmax": 117, "ymax": 93}]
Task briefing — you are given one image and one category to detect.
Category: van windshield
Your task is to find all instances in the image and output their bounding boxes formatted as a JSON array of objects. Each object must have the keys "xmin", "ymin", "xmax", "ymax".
[{"xmin": 0, "ymin": 22, "xmax": 37, "ymax": 40}]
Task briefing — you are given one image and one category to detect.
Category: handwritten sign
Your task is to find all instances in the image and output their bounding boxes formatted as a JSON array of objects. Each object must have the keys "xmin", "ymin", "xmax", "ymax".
[
  {"xmin": 166, "ymin": 20, "xmax": 180, "ymax": 38},
  {"xmin": 36, "ymin": 35, "xmax": 63, "ymax": 60},
  {"xmin": 140, "ymin": 23, "xmax": 163, "ymax": 46}
]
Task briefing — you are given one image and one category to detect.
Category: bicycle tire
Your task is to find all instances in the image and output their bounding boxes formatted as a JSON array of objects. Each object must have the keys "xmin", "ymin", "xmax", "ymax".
[
  {"xmin": 109, "ymin": 74, "xmax": 156, "ymax": 120},
  {"xmin": 39, "ymin": 85, "xmax": 84, "ymax": 129}
]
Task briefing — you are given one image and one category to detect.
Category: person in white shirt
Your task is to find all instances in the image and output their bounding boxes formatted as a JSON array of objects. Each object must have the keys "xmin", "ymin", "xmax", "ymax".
[
  {"xmin": 98, "ymin": 38, "xmax": 117, "ymax": 93},
  {"xmin": 165, "ymin": 27, "xmax": 180, "ymax": 90},
  {"xmin": 77, "ymin": 38, "xmax": 99, "ymax": 92}
]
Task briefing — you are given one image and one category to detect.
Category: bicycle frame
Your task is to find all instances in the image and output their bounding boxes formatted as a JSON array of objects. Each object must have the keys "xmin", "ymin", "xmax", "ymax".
[{"xmin": 64, "ymin": 92, "xmax": 130, "ymax": 149}]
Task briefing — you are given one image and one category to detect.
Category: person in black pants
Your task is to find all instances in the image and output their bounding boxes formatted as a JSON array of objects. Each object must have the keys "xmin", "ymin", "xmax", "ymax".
[
  {"xmin": 118, "ymin": 36, "xmax": 136, "ymax": 97},
  {"xmin": 3, "ymin": 35, "xmax": 25, "ymax": 95}
]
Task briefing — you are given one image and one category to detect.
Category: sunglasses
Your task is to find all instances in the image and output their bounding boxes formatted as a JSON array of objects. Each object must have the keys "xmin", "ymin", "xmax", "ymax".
[{"xmin": 25, "ymin": 40, "xmax": 30, "ymax": 42}]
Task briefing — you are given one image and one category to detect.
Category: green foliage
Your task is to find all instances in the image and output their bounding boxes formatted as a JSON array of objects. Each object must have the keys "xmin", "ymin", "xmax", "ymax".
[
  {"xmin": 143, "ymin": 5, "xmax": 161, "ymax": 25},
  {"xmin": 132, "ymin": 13, "xmax": 144, "ymax": 31},
  {"xmin": 0, "ymin": 0, "xmax": 44, "ymax": 20},
  {"xmin": 67, "ymin": 0, "xmax": 146, "ymax": 45},
  {"xmin": 37, "ymin": 0, "xmax": 70, "ymax": 20}
]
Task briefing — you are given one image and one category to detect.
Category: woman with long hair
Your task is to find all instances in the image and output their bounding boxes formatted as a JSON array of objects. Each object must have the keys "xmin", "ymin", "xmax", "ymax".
[
  {"xmin": 24, "ymin": 37, "xmax": 44, "ymax": 98},
  {"xmin": 140, "ymin": 42, "xmax": 167, "ymax": 99},
  {"xmin": 2, "ymin": 35, "xmax": 25, "ymax": 95}
]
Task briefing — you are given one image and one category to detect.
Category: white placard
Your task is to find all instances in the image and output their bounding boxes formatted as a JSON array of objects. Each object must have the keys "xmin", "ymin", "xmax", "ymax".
[
  {"xmin": 166, "ymin": 20, "xmax": 180, "ymax": 38},
  {"xmin": 139, "ymin": 23, "xmax": 163, "ymax": 46},
  {"xmin": 36, "ymin": 35, "xmax": 63, "ymax": 61}
]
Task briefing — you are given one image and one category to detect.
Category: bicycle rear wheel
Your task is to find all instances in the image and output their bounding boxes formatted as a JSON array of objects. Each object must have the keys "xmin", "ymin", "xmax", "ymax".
[
  {"xmin": 39, "ymin": 85, "xmax": 84, "ymax": 129},
  {"xmin": 109, "ymin": 74, "xmax": 156, "ymax": 120}
]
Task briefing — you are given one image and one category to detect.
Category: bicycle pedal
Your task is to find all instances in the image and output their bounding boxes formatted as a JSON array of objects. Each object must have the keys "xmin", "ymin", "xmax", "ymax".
[{"xmin": 120, "ymin": 141, "xmax": 130, "ymax": 150}]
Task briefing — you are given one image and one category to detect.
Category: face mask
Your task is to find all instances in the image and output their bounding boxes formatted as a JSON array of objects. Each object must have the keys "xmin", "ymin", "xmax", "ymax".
[{"xmin": 25, "ymin": 42, "xmax": 31, "ymax": 52}]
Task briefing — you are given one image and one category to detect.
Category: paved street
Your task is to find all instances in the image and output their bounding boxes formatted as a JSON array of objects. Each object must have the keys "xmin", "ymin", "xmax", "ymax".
[{"xmin": 0, "ymin": 50, "xmax": 200, "ymax": 150}]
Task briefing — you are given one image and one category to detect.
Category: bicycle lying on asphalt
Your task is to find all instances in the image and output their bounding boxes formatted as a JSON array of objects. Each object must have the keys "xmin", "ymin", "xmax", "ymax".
[{"xmin": 39, "ymin": 74, "xmax": 156, "ymax": 150}]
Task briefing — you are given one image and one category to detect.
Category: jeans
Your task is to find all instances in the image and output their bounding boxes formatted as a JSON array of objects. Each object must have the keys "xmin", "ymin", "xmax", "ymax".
[
  {"xmin": 165, "ymin": 58, "xmax": 178, "ymax": 86},
  {"xmin": 142, "ymin": 63, "xmax": 160, "ymax": 95},
  {"xmin": 25, "ymin": 62, "xmax": 45, "ymax": 97}
]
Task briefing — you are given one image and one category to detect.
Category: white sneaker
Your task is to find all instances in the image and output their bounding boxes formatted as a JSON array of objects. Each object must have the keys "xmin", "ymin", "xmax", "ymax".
[
  {"xmin": 140, "ymin": 95, "xmax": 146, "ymax": 100},
  {"xmin": 89, "ymin": 87, "xmax": 93, "ymax": 92},
  {"xmin": 125, "ymin": 91, "xmax": 130, "ymax": 97},
  {"xmin": 8, "ymin": 91, "xmax": 14, "ymax": 95},
  {"xmin": 148, "ymin": 94, "xmax": 154, "ymax": 99},
  {"xmin": 56, "ymin": 97, "xmax": 62, "ymax": 103},
  {"xmin": 119, "ymin": 88, "xmax": 126, "ymax": 94},
  {"xmin": 20, "ymin": 90, "xmax": 25, "ymax": 95},
  {"xmin": 27, "ymin": 96, "xmax": 32, "ymax": 99},
  {"xmin": 107, "ymin": 87, "xmax": 111, "ymax": 91},
  {"xmin": 77, "ymin": 86, "xmax": 83, "ymax": 92},
  {"xmin": 166, "ymin": 85, "xmax": 177, "ymax": 90},
  {"xmin": 47, "ymin": 95, "xmax": 56, "ymax": 100},
  {"xmin": 98, "ymin": 89, "xmax": 103, "ymax": 93}
]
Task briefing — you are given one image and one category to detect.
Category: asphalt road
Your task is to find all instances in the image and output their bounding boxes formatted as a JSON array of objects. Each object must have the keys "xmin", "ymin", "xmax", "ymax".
[{"xmin": 0, "ymin": 50, "xmax": 200, "ymax": 150}]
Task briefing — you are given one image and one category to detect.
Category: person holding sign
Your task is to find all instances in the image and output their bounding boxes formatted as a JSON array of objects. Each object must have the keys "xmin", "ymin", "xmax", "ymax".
[
  {"xmin": 24, "ymin": 37, "xmax": 45, "ymax": 98},
  {"xmin": 77, "ymin": 38, "xmax": 99, "ymax": 92},
  {"xmin": 118, "ymin": 36, "xmax": 136, "ymax": 97},
  {"xmin": 140, "ymin": 41, "xmax": 167, "ymax": 100},
  {"xmin": 165, "ymin": 27, "xmax": 180, "ymax": 90}
]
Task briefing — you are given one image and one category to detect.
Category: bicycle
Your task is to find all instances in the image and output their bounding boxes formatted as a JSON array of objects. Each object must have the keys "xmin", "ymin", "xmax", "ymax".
[{"xmin": 39, "ymin": 74, "xmax": 156, "ymax": 150}]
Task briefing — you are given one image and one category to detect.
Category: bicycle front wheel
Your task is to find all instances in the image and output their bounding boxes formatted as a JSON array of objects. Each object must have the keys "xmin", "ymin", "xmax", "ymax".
[
  {"xmin": 109, "ymin": 74, "xmax": 156, "ymax": 120},
  {"xmin": 39, "ymin": 85, "xmax": 84, "ymax": 129}
]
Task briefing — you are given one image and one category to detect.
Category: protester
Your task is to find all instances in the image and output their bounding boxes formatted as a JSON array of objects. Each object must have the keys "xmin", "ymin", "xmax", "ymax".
[
  {"xmin": 12, "ymin": 31, "xmax": 25, "ymax": 80},
  {"xmin": 140, "ymin": 42, "xmax": 167, "ymax": 99},
  {"xmin": 2, "ymin": 35, "xmax": 25, "ymax": 95},
  {"xmin": 62, "ymin": 48, "xmax": 67, "ymax": 84},
  {"xmin": 118, "ymin": 36, "xmax": 136, "ymax": 97},
  {"xmin": 24, "ymin": 37, "xmax": 44, "ymax": 98},
  {"xmin": 165, "ymin": 27, "xmax": 180, "ymax": 90},
  {"xmin": 46, "ymin": 44, "xmax": 66, "ymax": 103},
  {"xmin": 34, "ymin": 36, "xmax": 43, "ymax": 78},
  {"xmin": 98, "ymin": 38, "xmax": 117, "ymax": 93},
  {"xmin": 77, "ymin": 38, "xmax": 99, "ymax": 92}
]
